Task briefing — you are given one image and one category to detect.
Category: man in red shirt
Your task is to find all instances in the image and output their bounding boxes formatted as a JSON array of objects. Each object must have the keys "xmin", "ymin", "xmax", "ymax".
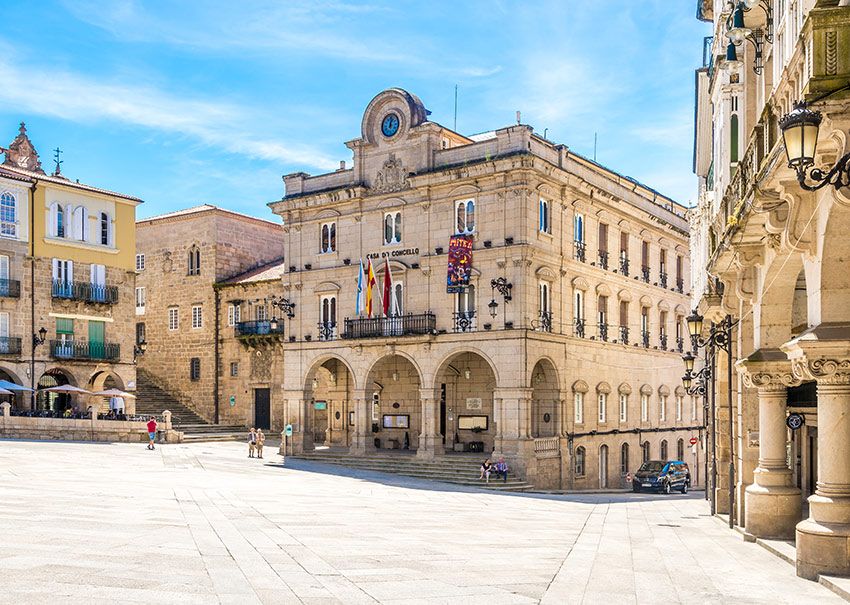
[{"xmin": 146, "ymin": 416, "xmax": 157, "ymax": 450}]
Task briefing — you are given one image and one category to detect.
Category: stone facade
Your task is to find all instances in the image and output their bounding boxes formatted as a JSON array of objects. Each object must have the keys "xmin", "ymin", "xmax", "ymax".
[
  {"xmin": 693, "ymin": 0, "xmax": 850, "ymax": 580},
  {"xmin": 135, "ymin": 205, "xmax": 284, "ymax": 422},
  {"xmin": 0, "ymin": 123, "xmax": 140, "ymax": 414}
]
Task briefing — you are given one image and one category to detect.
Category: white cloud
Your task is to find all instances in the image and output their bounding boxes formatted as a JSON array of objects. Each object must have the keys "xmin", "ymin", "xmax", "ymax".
[{"xmin": 0, "ymin": 57, "xmax": 338, "ymax": 170}]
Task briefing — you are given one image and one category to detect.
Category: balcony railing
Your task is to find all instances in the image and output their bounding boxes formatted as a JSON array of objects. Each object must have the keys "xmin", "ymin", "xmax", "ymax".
[
  {"xmin": 640, "ymin": 266, "xmax": 650, "ymax": 283},
  {"xmin": 676, "ymin": 278, "xmax": 684, "ymax": 294},
  {"xmin": 0, "ymin": 278, "xmax": 20, "ymax": 298},
  {"xmin": 50, "ymin": 339, "xmax": 120, "ymax": 360},
  {"xmin": 52, "ymin": 280, "xmax": 119, "ymax": 304},
  {"xmin": 659, "ymin": 272, "xmax": 668, "ymax": 289},
  {"xmin": 317, "ymin": 321, "xmax": 337, "ymax": 341},
  {"xmin": 574, "ymin": 318, "xmax": 585, "ymax": 338},
  {"xmin": 343, "ymin": 313, "xmax": 436, "ymax": 339},
  {"xmin": 0, "ymin": 336, "xmax": 22, "ymax": 354},
  {"xmin": 641, "ymin": 330, "xmax": 650, "ymax": 348},
  {"xmin": 619, "ymin": 325, "xmax": 629, "ymax": 345},
  {"xmin": 676, "ymin": 337, "xmax": 684, "ymax": 353},
  {"xmin": 535, "ymin": 311, "xmax": 553, "ymax": 333},
  {"xmin": 660, "ymin": 334, "xmax": 668, "ymax": 351},
  {"xmin": 452, "ymin": 311, "xmax": 476, "ymax": 333},
  {"xmin": 574, "ymin": 241, "xmax": 586, "ymax": 262},
  {"xmin": 598, "ymin": 322, "xmax": 608, "ymax": 342},
  {"xmin": 235, "ymin": 320, "xmax": 285, "ymax": 337},
  {"xmin": 619, "ymin": 256, "xmax": 629, "ymax": 276},
  {"xmin": 598, "ymin": 251, "xmax": 608, "ymax": 270}
]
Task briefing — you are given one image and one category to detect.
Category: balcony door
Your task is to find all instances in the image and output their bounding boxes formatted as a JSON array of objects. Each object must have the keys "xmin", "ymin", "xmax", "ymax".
[
  {"xmin": 89, "ymin": 320, "xmax": 105, "ymax": 359},
  {"xmin": 90, "ymin": 264, "xmax": 106, "ymax": 302},
  {"xmin": 383, "ymin": 282, "xmax": 403, "ymax": 336},
  {"xmin": 0, "ymin": 311, "xmax": 8, "ymax": 353},
  {"xmin": 320, "ymin": 295, "xmax": 337, "ymax": 340},
  {"xmin": 0, "ymin": 255, "xmax": 8, "ymax": 296},
  {"xmin": 52, "ymin": 259, "xmax": 73, "ymax": 298}
]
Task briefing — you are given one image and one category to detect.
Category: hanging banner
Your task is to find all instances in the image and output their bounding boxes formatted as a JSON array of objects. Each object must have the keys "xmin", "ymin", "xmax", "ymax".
[{"xmin": 447, "ymin": 235, "xmax": 473, "ymax": 293}]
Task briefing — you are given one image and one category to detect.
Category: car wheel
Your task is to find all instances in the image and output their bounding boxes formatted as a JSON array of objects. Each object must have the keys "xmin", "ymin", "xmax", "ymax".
[
  {"xmin": 663, "ymin": 481, "xmax": 671, "ymax": 495},
  {"xmin": 632, "ymin": 485, "xmax": 641, "ymax": 493}
]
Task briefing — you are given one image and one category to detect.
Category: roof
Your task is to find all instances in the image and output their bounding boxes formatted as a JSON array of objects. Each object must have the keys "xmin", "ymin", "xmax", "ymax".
[
  {"xmin": 0, "ymin": 165, "xmax": 33, "ymax": 184},
  {"xmin": 0, "ymin": 163, "xmax": 143, "ymax": 202},
  {"xmin": 218, "ymin": 257, "xmax": 287, "ymax": 286},
  {"xmin": 138, "ymin": 204, "xmax": 282, "ymax": 228}
]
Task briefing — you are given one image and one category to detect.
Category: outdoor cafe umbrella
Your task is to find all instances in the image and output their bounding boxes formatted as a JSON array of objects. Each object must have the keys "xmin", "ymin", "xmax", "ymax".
[
  {"xmin": 0, "ymin": 387, "xmax": 13, "ymax": 396},
  {"xmin": 0, "ymin": 379, "xmax": 33, "ymax": 392},
  {"xmin": 90, "ymin": 388, "xmax": 136, "ymax": 398},
  {"xmin": 40, "ymin": 385, "xmax": 92, "ymax": 395}
]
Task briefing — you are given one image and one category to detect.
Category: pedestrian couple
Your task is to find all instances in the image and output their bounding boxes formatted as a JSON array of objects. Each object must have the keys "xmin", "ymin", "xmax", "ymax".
[
  {"xmin": 479, "ymin": 457, "xmax": 509, "ymax": 483},
  {"xmin": 248, "ymin": 428, "xmax": 265, "ymax": 458}
]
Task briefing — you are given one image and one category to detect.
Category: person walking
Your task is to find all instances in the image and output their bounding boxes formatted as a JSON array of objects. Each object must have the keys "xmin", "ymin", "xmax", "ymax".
[
  {"xmin": 248, "ymin": 428, "xmax": 257, "ymax": 458},
  {"xmin": 256, "ymin": 429, "xmax": 265, "ymax": 459},
  {"xmin": 146, "ymin": 416, "xmax": 157, "ymax": 450},
  {"xmin": 495, "ymin": 457, "xmax": 509, "ymax": 483}
]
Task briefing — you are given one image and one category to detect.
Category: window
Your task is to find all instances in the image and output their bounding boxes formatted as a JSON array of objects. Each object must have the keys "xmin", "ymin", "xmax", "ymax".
[
  {"xmin": 383, "ymin": 211, "xmax": 401, "ymax": 245},
  {"xmin": 659, "ymin": 310, "xmax": 668, "ymax": 343},
  {"xmin": 227, "ymin": 303, "xmax": 241, "ymax": 327},
  {"xmin": 455, "ymin": 199, "xmax": 475, "ymax": 234},
  {"xmin": 573, "ymin": 214, "xmax": 584, "ymax": 242},
  {"xmin": 168, "ymin": 307, "xmax": 179, "ymax": 331},
  {"xmin": 620, "ymin": 443, "xmax": 629, "ymax": 475},
  {"xmin": 641, "ymin": 240, "xmax": 649, "ymax": 267},
  {"xmin": 619, "ymin": 231, "xmax": 628, "ymax": 260},
  {"xmin": 677, "ymin": 438, "xmax": 684, "ymax": 461},
  {"xmin": 538, "ymin": 281, "xmax": 551, "ymax": 331},
  {"xmin": 56, "ymin": 317, "xmax": 74, "ymax": 346},
  {"xmin": 192, "ymin": 305, "xmax": 203, "ymax": 329},
  {"xmin": 372, "ymin": 391, "xmax": 380, "ymax": 421},
  {"xmin": 539, "ymin": 198, "xmax": 551, "ymax": 234},
  {"xmin": 230, "ymin": 362, "xmax": 239, "ymax": 377},
  {"xmin": 188, "ymin": 246, "xmax": 201, "ymax": 276},
  {"xmin": 660, "ymin": 248, "xmax": 667, "ymax": 276},
  {"xmin": 676, "ymin": 255, "xmax": 683, "ymax": 284},
  {"xmin": 320, "ymin": 295, "xmax": 337, "ymax": 339},
  {"xmin": 598, "ymin": 295, "xmax": 608, "ymax": 327},
  {"xmin": 136, "ymin": 254, "xmax": 145, "ymax": 271},
  {"xmin": 391, "ymin": 282, "xmax": 403, "ymax": 316},
  {"xmin": 135, "ymin": 286, "xmax": 146, "ymax": 311},
  {"xmin": 619, "ymin": 300, "xmax": 628, "ymax": 328},
  {"xmin": 0, "ymin": 312, "xmax": 8, "ymax": 352},
  {"xmin": 598, "ymin": 392, "xmax": 607, "ymax": 423},
  {"xmin": 256, "ymin": 305, "xmax": 267, "ymax": 321},
  {"xmin": 100, "ymin": 212, "xmax": 110, "ymax": 245},
  {"xmin": 52, "ymin": 259, "xmax": 73, "ymax": 297},
  {"xmin": 320, "ymin": 221, "xmax": 336, "ymax": 253},
  {"xmin": 136, "ymin": 322, "xmax": 145, "ymax": 345},
  {"xmin": 574, "ymin": 290, "xmax": 584, "ymax": 322},
  {"xmin": 619, "ymin": 394, "xmax": 628, "ymax": 422},
  {"xmin": 660, "ymin": 439, "xmax": 668, "ymax": 461},
  {"xmin": 676, "ymin": 395, "xmax": 683, "ymax": 421},
  {"xmin": 574, "ymin": 446, "xmax": 586, "ymax": 476},
  {"xmin": 730, "ymin": 114, "xmax": 739, "ymax": 164},
  {"xmin": 56, "ymin": 204, "xmax": 65, "ymax": 238},
  {"xmin": 660, "ymin": 395, "xmax": 667, "ymax": 422},
  {"xmin": 574, "ymin": 392, "xmax": 584, "ymax": 424},
  {"xmin": 0, "ymin": 255, "xmax": 7, "ymax": 295},
  {"xmin": 641, "ymin": 394, "xmax": 649, "ymax": 421},
  {"xmin": 642, "ymin": 441, "xmax": 650, "ymax": 463},
  {"xmin": 72, "ymin": 206, "xmax": 88, "ymax": 242},
  {"xmin": 189, "ymin": 358, "xmax": 201, "ymax": 381},
  {"xmin": 0, "ymin": 192, "xmax": 17, "ymax": 237}
]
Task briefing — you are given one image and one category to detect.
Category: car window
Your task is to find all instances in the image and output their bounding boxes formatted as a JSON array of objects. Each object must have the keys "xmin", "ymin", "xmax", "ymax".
[{"xmin": 639, "ymin": 461, "xmax": 665, "ymax": 472}]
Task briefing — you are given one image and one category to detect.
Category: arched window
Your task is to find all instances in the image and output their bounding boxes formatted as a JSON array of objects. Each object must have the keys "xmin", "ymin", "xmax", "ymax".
[
  {"xmin": 383, "ymin": 211, "xmax": 401, "ymax": 245},
  {"xmin": 598, "ymin": 392, "xmax": 607, "ymax": 423},
  {"xmin": 677, "ymin": 438, "xmax": 684, "ymax": 461},
  {"xmin": 730, "ymin": 114, "xmax": 739, "ymax": 164},
  {"xmin": 660, "ymin": 439, "xmax": 668, "ymax": 461},
  {"xmin": 320, "ymin": 221, "xmax": 336, "ymax": 253},
  {"xmin": 100, "ymin": 212, "xmax": 110, "ymax": 245},
  {"xmin": 573, "ymin": 214, "xmax": 584, "ymax": 242},
  {"xmin": 57, "ymin": 204, "xmax": 65, "ymax": 238},
  {"xmin": 574, "ymin": 392, "xmax": 584, "ymax": 424},
  {"xmin": 455, "ymin": 199, "xmax": 475, "ymax": 234},
  {"xmin": 574, "ymin": 446, "xmax": 586, "ymax": 477},
  {"xmin": 0, "ymin": 192, "xmax": 16, "ymax": 237},
  {"xmin": 642, "ymin": 441, "xmax": 650, "ymax": 463},
  {"xmin": 188, "ymin": 246, "xmax": 201, "ymax": 276},
  {"xmin": 620, "ymin": 443, "xmax": 629, "ymax": 475}
]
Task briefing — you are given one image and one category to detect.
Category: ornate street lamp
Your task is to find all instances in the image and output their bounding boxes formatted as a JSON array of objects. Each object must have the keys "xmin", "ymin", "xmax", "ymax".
[
  {"xmin": 133, "ymin": 339, "xmax": 147, "ymax": 359},
  {"xmin": 725, "ymin": 1, "xmax": 772, "ymax": 74},
  {"xmin": 488, "ymin": 277, "xmax": 512, "ymax": 320},
  {"xmin": 32, "ymin": 326, "xmax": 47, "ymax": 347},
  {"xmin": 270, "ymin": 296, "xmax": 296, "ymax": 319},
  {"xmin": 780, "ymin": 99, "xmax": 850, "ymax": 191}
]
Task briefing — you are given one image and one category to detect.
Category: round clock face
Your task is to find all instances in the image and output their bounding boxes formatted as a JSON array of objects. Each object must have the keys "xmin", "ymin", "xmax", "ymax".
[{"xmin": 381, "ymin": 113, "xmax": 400, "ymax": 137}]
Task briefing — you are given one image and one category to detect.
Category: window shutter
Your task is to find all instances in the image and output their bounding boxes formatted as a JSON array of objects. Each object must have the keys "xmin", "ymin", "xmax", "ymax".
[
  {"xmin": 49, "ymin": 204, "xmax": 57, "ymax": 237},
  {"xmin": 67, "ymin": 260, "xmax": 74, "ymax": 283}
]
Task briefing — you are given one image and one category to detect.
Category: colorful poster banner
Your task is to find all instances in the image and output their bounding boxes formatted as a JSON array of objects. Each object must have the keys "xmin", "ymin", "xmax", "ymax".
[{"xmin": 446, "ymin": 235, "xmax": 473, "ymax": 293}]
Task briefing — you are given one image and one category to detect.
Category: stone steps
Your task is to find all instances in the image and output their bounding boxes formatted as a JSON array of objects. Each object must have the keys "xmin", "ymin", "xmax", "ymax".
[{"xmin": 293, "ymin": 452, "xmax": 535, "ymax": 491}]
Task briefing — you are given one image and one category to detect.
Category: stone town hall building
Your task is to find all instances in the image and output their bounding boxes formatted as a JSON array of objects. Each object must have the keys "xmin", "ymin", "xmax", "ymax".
[{"xmin": 140, "ymin": 89, "xmax": 699, "ymax": 490}]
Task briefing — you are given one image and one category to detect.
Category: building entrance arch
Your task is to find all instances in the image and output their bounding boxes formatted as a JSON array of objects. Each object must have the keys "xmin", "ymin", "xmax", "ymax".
[
  {"xmin": 365, "ymin": 354, "xmax": 422, "ymax": 452},
  {"xmin": 36, "ymin": 368, "xmax": 75, "ymax": 413},
  {"xmin": 433, "ymin": 351, "xmax": 497, "ymax": 453},
  {"xmin": 303, "ymin": 356, "xmax": 356, "ymax": 449},
  {"xmin": 531, "ymin": 358, "xmax": 560, "ymax": 437}
]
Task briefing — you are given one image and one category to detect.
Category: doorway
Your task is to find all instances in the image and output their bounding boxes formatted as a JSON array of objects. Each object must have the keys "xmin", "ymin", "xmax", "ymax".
[{"xmin": 254, "ymin": 388, "xmax": 270, "ymax": 430}]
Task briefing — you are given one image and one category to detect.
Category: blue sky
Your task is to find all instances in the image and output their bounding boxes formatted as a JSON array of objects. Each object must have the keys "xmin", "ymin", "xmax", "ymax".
[{"xmin": 0, "ymin": 1, "xmax": 709, "ymax": 219}]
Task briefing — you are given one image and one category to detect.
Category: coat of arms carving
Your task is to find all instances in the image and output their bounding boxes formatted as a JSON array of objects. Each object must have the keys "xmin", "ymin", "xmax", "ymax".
[{"xmin": 372, "ymin": 153, "xmax": 409, "ymax": 193}]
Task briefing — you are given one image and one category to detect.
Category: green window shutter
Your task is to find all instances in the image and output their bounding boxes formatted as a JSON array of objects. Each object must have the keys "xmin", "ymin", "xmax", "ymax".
[{"xmin": 56, "ymin": 318, "xmax": 74, "ymax": 335}]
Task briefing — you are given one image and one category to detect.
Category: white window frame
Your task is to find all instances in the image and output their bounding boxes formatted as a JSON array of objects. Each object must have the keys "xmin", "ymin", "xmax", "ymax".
[
  {"xmin": 191, "ymin": 305, "xmax": 203, "ymax": 329},
  {"xmin": 135, "ymin": 286, "xmax": 146, "ymax": 313},
  {"xmin": 574, "ymin": 289, "xmax": 584, "ymax": 322},
  {"xmin": 319, "ymin": 294, "xmax": 338, "ymax": 340},
  {"xmin": 227, "ymin": 304, "xmax": 237, "ymax": 327},
  {"xmin": 641, "ymin": 394, "xmax": 649, "ymax": 422},
  {"xmin": 455, "ymin": 199, "xmax": 475, "ymax": 234},
  {"xmin": 0, "ymin": 191, "xmax": 17, "ymax": 238},
  {"xmin": 383, "ymin": 211, "xmax": 402, "ymax": 245},
  {"xmin": 230, "ymin": 362, "xmax": 239, "ymax": 377},
  {"xmin": 99, "ymin": 211, "xmax": 111, "ymax": 246},
  {"xmin": 539, "ymin": 198, "xmax": 551, "ymax": 234},
  {"xmin": 539, "ymin": 281, "xmax": 551, "ymax": 314},
  {"xmin": 676, "ymin": 395, "xmax": 683, "ymax": 421},
  {"xmin": 574, "ymin": 392, "xmax": 584, "ymax": 424},
  {"xmin": 598, "ymin": 392, "xmax": 607, "ymax": 423},
  {"xmin": 573, "ymin": 213, "xmax": 584, "ymax": 243},
  {"xmin": 319, "ymin": 221, "xmax": 336, "ymax": 254},
  {"xmin": 660, "ymin": 395, "xmax": 667, "ymax": 422},
  {"xmin": 619, "ymin": 394, "xmax": 628, "ymax": 422},
  {"xmin": 168, "ymin": 307, "xmax": 179, "ymax": 331},
  {"xmin": 135, "ymin": 254, "xmax": 145, "ymax": 271}
]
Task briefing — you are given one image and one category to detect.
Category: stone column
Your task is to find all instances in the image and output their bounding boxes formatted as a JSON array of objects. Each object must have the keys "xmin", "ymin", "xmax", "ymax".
[
  {"xmin": 738, "ymin": 356, "xmax": 801, "ymax": 540},
  {"xmin": 417, "ymin": 389, "xmax": 443, "ymax": 459},
  {"xmin": 784, "ymin": 338, "xmax": 850, "ymax": 579},
  {"xmin": 350, "ymin": 395, "xmax": 369, "ymax": 456}
]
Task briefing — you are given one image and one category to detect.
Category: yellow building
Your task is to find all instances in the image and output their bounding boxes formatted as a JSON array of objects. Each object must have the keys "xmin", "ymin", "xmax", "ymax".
[{"xmin": 0, "ymin": 123, "xmax": 141, "ymax": 412}]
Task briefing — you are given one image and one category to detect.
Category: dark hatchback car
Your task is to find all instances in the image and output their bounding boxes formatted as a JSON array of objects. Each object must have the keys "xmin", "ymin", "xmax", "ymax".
[{"xmin": 633, "ymin": 460, "xmax": 690, "ymax": 494}]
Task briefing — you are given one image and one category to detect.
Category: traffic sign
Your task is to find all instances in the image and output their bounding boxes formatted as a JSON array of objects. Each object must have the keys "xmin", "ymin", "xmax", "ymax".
[
  {"xmin": 284, "ymin": 424, "xmax": 293, "ymax": 437},
  {"xmin": 229, "ymin": 395, "xmax": 236, "ymax": 407},
  {"xmin": 689, "ymin": 436, "xmax": 698, "ymax": 446},
  {"xmin": 786, "ymin": 413, "xmax": 804, "ymax": 431}
]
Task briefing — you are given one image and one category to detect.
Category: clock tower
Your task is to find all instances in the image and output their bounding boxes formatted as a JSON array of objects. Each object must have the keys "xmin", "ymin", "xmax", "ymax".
[{"xmin": 2, "ymin": 122, "xmax": 44, "ymax": 174}]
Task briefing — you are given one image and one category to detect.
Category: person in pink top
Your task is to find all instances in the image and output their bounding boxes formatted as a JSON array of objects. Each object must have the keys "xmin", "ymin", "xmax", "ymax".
[{"xmin": 146, "ymin": 416, "xmax": 157, "ymax": 450}]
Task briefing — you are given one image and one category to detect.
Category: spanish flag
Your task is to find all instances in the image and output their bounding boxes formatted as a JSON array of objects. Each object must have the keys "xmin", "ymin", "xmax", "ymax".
[{"xmin": 365, "ymin": 259, "xmax": 377, "ymax": 317}]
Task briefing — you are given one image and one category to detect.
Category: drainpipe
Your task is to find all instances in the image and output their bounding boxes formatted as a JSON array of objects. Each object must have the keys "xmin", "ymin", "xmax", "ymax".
[
  {"xmin": 28, "ymin": 179, "xmax": 37, "ymax": 409},
  {"xmin": 214, "ymin": 287, "xmax": 220, "ymax": 424}
]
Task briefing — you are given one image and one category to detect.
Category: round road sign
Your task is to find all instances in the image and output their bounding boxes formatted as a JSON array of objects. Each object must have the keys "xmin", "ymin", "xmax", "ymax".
[
  {"xmin": 786, "ymin": 413, "xmax": 804, "ymax": 431},
  {"xmin": 689, "ymin": 436, "xmax": 698, "ymax": 446},
  {"xmin": 284, "ymin": 424, "xmax": 293, "ymax": 437}
]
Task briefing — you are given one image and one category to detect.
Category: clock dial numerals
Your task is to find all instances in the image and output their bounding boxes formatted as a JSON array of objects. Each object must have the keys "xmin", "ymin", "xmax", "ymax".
[{"xmin": 381, "ymin": 113, "xmax": 400, "ymax": 137}]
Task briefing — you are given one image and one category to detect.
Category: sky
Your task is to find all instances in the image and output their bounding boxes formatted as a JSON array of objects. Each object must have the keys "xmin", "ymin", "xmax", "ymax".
[{"xmin": 0, "ymin": 1, "xmax": 710, "ymax": 219}]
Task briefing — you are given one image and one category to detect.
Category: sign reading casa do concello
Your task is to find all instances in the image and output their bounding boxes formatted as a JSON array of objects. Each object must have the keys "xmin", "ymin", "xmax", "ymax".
[{"xmin": 446, "ymin": 235, "xmax": 473, "ymax": 293}]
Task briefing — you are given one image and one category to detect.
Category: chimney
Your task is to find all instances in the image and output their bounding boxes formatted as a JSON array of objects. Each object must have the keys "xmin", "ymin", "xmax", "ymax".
[{"xmin": 338, "ymin": 160, "xmax": 346, "ymax": 171}]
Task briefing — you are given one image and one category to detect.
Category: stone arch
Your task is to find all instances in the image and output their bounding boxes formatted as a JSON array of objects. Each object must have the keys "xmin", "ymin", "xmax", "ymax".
[
  {"xmin": 435, "ymin": 350, "xmax": 499, "ymax": 450},
  {"xmin": 530, "ymin": 357, "xmax": 560, "ymax": 438},
  {"xmin": 314, "ymin": 208, "xmax": 341, "ymax": 220},
  {"xmin": 536, "ymin": 266, "xmax": 558, "ymax": 281},
  {"xmin": 571, "ymin": 276, "xmax": 589, "ymax": 290},
  {"xmin": 305, "ymin": 353, "xmax": 360, "ymax": 392},
  {"xmin": 596, "ymin": 283, "xmax": 612, "ymax": 297},
  {"xmin": 366, "ymin": 354, "xmax": 423, "ymax": 452},
  {"xmin": 0, "ymin": 365, "xmax": 24, "ymax": 385},
  {"xmin": 88, "ymin": 370, "xmax": 125, "ymax": 392},
  {"xmin": 303, "ymin": 354, "xmax": 357, "ymax": 449},
  {"xmin": 315, "ymin": 281, "xmax": 341, "ymax": 294},
  {"xmin": 755, "ymin": 249, "xmax": 804, "ymax": 349},
  {"xmin": 36, "ymin": 368, "xmax": 77, "ymax": 412},
  {"xmin": 447, "ymin": 184, "xmax": 481, "ymax": 198},
  {"xmin": 596, "ymin": 381, "xmax": 611, "ymax": 394},
  {"xmin": 433, "ymin": 346, "xmax": 500, "ymax": 387},
  {"xmin": 376, "ymin": 196, "xmax": 407, "ymax": 209}
]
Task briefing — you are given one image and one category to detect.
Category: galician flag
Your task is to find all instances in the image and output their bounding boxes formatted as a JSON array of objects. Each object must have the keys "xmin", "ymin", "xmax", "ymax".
[
  {"xmin": 365, "ymin": 259, "xmax": 377, "ymax": 317},
  {"xmin": 355, "ymin": 259, "xmax": 364, "ymax": 316},
  {"xmin": 382, "ymin": 258, "xmax": 393, "ymax": 317}
]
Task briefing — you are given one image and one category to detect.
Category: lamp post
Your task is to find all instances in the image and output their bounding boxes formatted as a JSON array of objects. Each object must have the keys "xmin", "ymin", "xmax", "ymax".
[
  {"xmin": 682, "ymin": 349, "xmax": 715, "ymax": 511},
  {"xmin": 30, "ymin": 326, "xmax": 47, "ymax": 410},
  {"xmin": 683, "ymin": 311, "xmax": 736, "ymax": 528},
  {"xmin": 488, "ymin": 277, "xmax": 512, "ymax": 325}
]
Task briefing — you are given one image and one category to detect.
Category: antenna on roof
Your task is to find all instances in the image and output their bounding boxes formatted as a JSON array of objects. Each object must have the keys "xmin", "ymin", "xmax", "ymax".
[
  {"xmin": 453, "ymin": 84, "xmax": 458, "ymax": 131},
  {"xmin": 593, "ymin": 132, "xmax": 598, "ymax": 162},
  {"xmin": 516, "ymin": 111, "xmax": 521, "ymax": 125}
]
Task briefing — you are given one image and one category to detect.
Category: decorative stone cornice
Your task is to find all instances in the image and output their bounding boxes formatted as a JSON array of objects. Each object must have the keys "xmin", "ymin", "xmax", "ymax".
[
  {"xmin": 791, "ymin": 357, "xmax": 850, "ymax": 386},
  {"xmin": 736, "ymin": 351, "xmax": 801, "ymax": 393},
  {"xmin": 782, "ymin": 325, "xmax": 850, "ymax": 386}
]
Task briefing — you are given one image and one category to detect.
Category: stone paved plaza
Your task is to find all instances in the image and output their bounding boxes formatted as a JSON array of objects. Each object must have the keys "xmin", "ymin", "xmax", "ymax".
[{"xmin": 0, "ymin": 440, "xmax": 842, "ymax": 604}]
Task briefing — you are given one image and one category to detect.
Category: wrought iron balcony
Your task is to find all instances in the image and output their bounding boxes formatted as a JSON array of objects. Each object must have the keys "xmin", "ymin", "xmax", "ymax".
[
  {"xmin": 619, "ymin": 325, "xmax": 629, "ymax": 345},
  {"xmin": 0, "ymin": 336, "xmax": 22, "ymax": 354},
  {"xmin": 235, "ymin": 320, "xmax": 286, "ymax": 337},
  {"xmin": 534, "ymin": 311, "xmax": 553, "ymax": 333},
  {"xmin": 660, "ymin": 334, "xmax": 668, "ymax": 351},
  {"xmin": 640, "ymin": 266, "xmax": 650, "ymax": 283},
  {"xmin": 659, "ymin": 272, "xmax": 668, "ymax": 289},
  {"xmin": 52, "ymin": 280, "xmax": 119, "ymax": 304},
  {"xmin": 598, "ymin": 251, "xmax": 608, "ymax": 270},
  {"xmin": 641, "ymin": 330, "xmax": 650, "ymax": 348},
  {"xmin": 317, "ymin": 321, "xmax": 337, "ymax": 341},
  {"xmin": 574, "ymin": 318, "xmax": 585, "ymax": 338},
  {"xmin": 598, "ymin": 322, "xmax": 608, "ymax": 342},
  {"xmin": 452, "ymin": 311, "xmax": 476, "ymax": 333},
  {"xmin": 676, "ymin": 278, "xmax": 684, "ymax": 294},
  {"xmin": 343, "ymin": 313, "xmax": 436, "ymax": 339},
  {"xmin": 50, "ymin": 339, "xmax": 120, "ymax": 361},
  {"xmin": 619, "ymin": 256, "xmax": 629, "ymax": 275},
  {"xmin": 574, "ymin": 241, "xmax": 586, "ymax": 262},
  {"xmin": 0, "ymin": 278, "xmax": 20, "ymax": 298},
  {"xmin": 676, "ymin": 337, "xmax": 684, "ymax": 353}
]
